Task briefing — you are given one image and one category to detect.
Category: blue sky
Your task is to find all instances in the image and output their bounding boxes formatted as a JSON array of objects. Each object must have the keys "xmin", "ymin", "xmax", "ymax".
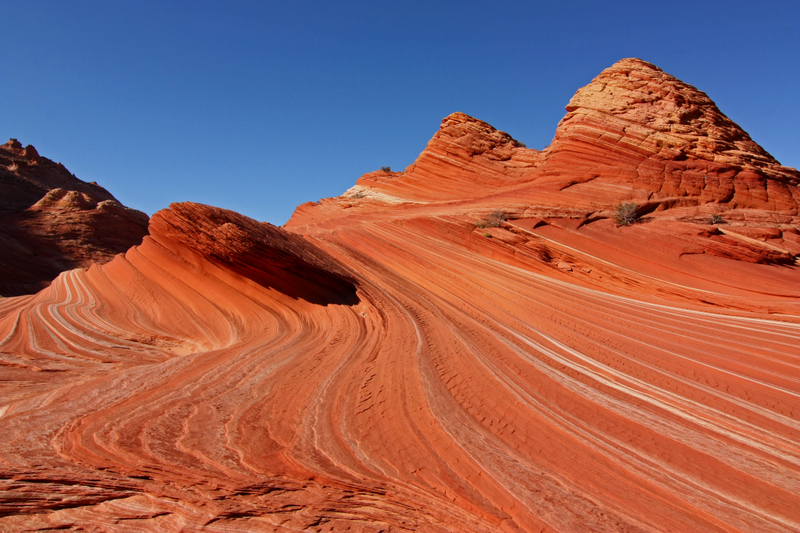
[{"xmin": 2, "ymin": 1, "xmax": 798, "ymax": 225}]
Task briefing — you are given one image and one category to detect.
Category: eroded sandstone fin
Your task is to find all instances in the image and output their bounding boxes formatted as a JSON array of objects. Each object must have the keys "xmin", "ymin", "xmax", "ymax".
[{"xmin": 149, "ymin": 202, "xmax": 359, "ymax": 306}]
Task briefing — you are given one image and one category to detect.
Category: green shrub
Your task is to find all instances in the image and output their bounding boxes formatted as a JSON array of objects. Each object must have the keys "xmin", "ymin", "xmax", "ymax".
[
  {"xmin": 381, "ymin": 166, "xmax": 391, "ymax": 172},
  {"xmin": 615, "ymin": 202, "xmax": 639, "ymax": 226},
  {"xmin": 710, "ymin": 214, "xmax": 724, "ymax": 225}
]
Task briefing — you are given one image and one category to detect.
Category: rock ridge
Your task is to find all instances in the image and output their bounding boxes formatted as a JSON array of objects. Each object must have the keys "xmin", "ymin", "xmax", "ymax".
[
  {"xmin": 299, "ymin": 58, "xmax": 797, "ymax": 222},
  {"xmin": 149, "ymin": 202, "xmax": 358, "ymax": 305}
]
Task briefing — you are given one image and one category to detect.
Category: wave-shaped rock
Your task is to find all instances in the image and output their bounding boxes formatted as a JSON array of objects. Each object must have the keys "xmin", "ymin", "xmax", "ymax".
[
  {"xmin": 149, "ymin": 202, "xmax": 359, "ymax": 305},
  {"xmin": 0, "ymin": 59, "xmax": 798, "ymax": 532}
]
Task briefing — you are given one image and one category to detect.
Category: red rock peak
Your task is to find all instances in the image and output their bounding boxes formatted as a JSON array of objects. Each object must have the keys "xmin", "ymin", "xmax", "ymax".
[{"xmin": 559, "ymin": 57, "xmax": 780, "ymax": 170}]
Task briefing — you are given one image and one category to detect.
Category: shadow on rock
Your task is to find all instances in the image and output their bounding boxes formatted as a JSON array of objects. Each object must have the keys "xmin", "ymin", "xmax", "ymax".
[{"xmin": 149, "ymin": 202, "xmax": 360, "ymax": 307}]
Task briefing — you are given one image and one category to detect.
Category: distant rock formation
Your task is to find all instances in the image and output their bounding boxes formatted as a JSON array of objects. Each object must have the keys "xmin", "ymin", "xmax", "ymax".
[
  {"xmin": 354, "ymin": 112, "xmax": 542, "ymax": 201},
  {"xmin": 291, "ymin": 58, "xmax": 799, "ymax": 264},
  {"xmin": 0, "ymin": 139, "xmax": 149, "ymax": 295},
  {"xmin": 0, "ymin": 60, "xmax": 798, "ymax": 532},
  {"xmin": 540, "ymin": 58, "xmax": 799, "ymax": 213}
]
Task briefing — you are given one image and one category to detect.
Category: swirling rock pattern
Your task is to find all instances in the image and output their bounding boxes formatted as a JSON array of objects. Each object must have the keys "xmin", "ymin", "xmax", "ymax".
[{"xmin": 1, "ymin": 59, "xmax": 798, "ymax": 532}]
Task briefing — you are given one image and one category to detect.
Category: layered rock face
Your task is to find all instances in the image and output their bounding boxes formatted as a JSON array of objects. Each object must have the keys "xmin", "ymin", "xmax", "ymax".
[
  {"xmin": 0, "ymin": 60, "xmax": 798, "ymax": 532},
  {"xmin": 538, "ymin": 58, "xmax": 799, "ymax": 214},
  {"xmin": 0, "ymin": 139, "xmax": 149, "ymax": 296},
  {"xmin": 353, "ymin": 112, "xmax": 541, "ymax": 202}
]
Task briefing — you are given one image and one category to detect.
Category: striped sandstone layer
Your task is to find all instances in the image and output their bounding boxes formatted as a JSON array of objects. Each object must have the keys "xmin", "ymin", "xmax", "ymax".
[{"xmin": 0, "ymin": 59, "xmax": 798, "ymax": 531}]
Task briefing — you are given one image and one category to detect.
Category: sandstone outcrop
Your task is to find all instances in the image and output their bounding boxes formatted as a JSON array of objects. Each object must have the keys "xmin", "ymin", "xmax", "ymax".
[
  {"xmin": 537, "ymin": 58, "xmax": 799, "ymax": 213},
  {"xmin": 354, "ymin": 112, "xmax": 542, "ymax": 202},
  {"xmin": 0, "ymin": 139, "xmax": 149, "ymax": 295},
  {"xmin": 0, "ymin": 59, "xmax": 798, "ymax": 532}
]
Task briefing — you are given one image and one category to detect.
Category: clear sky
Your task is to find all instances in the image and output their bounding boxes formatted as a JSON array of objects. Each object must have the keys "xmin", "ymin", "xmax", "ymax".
[{"xmin": 2, "ymin": 1, "xmax": 798, "ymax": 225}]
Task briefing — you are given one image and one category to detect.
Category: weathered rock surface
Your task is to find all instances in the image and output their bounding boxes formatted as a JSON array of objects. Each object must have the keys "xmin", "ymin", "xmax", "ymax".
[
  {"xmin": 353, "ymin": 112, "xmax": 542, "ymax": 202},
  {"xmin": 536, "ymin": 58, "xmax": 800, "ymax": 213},
  {"xmin": 0, "ymin": 59, "xmax": 798, "ymax": 532},
  {"xmin": 0, "ymin": 139, "xmax": 149, "ymax": 296}
]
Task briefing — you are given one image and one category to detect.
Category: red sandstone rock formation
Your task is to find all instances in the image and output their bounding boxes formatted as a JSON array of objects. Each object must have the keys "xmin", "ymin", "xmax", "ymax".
[
  {"xmin": 0, "ymin": 59, "xmax": 798, "ymax": 532},
  {"xmin": 0, "ymin": 139, "xmax": 149, "ymax": 296}
]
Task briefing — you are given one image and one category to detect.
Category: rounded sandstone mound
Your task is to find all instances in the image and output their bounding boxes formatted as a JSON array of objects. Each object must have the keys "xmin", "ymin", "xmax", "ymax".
[
  {"xmin": 542, "ymin": 58, "xmax": 800, "ymax": 213},
  {"xmin": 562, "ymin": 58, "xmax": 778, "ymax": 168}
]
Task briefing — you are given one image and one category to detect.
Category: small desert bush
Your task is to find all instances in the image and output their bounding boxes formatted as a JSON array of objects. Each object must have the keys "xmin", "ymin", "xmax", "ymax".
[
  {"xmin": 484, "ymin": 210, "xmax": 507, "ymax": 227},
  {"xmin": 615, "ymin": 202, "xmax": 639, "ymax": 226},
  {"xmin": 476, "ymin": 210, "xmax": 507, "ymax": 229},
  {"xmin": 381, "ymin": 166, "xmax": 391, "ymax": 172},
  {"xmin": 710, "ymin": 214, "xmax": 724, "ymax": 225}
]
